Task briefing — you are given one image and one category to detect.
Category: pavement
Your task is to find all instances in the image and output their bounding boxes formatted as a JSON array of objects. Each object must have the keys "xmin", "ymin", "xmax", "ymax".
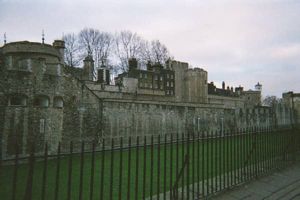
[{"xmin": 210, "ymin": 161, "xmax": 300, "ymax": 200}]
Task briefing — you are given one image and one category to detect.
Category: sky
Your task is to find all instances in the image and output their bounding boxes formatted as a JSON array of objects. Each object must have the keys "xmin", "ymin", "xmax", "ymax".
[{"xmin": 1, "ymin": 0, "xmax": 300, "ymax": 97}]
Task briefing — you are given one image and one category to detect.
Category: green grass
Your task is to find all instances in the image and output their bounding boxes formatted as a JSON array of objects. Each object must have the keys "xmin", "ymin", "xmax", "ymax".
[{"xmin": 0, "ymin": 130, "xmax": 298, "ymax": 200}]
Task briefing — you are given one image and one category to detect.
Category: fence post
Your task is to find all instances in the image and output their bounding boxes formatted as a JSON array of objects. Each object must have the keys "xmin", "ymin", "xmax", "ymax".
[
  {"xmin": 202, "ymin": 132, "xmax": 205, "ymax": 197},
  {"xmin": 150, "ymin": 135, "xmax": 154, "ymax": 200},
  {"xmin": 214, "ymin": 130, "xmax": 217, "ymax": 191},
  {"xmin": 127, "ymin": 137, "xmax": 132, "ymax": 200},
  {"xmin": 67, "ymin": 141, "xmax": 73, "ymax": 200},
  {"xmin": 163, "ymin": 134, "xmax": 167, "ymax": 200},
  {"xmin": 134, "ymin": 136, "xmax": 140, "ymax": 200},
  {"xmin": 169, "ymin": 134, "xmax": 173, "ymax": 200},
  {"xmin": 157, "ymin": 135, "xmax": 161, "ymax": 200},
  {"xmin": 12, "ymin": 140, "xmax": 19, "ymax": 200},
  {"xmin": 176, "ymin": 133, "xmax": 179, "ymax": 198},
  {"xmin": 181, "ymin": 133, "xmax": 185, "ymax": 200},
  {"xmin": 142, "ymin": 136, "xmax": 146, "ymax": 200},
  {"xmin": 41, "ymin": 143, "xmax": 48, "ymax": 200},
  {"xmin": 206, "ymin": 131, "xmax": 210, "ymax": 196},
  {"xmin": 53, "ymin": 143, "xmax": 61, "ymax": 200},
  {"xmin": 293, "ymin": 129, "xmax": 296, "ymax": 163},
  {"xmin": 78, "ymin": 142, "xmax": 84, "ymax": 200},
  {"xmin": 223, "ymin": 129, "xmax": 226, "ymax": 190},
  {"xmin": 89, "ymin": 141, "xmax": 95, "ymax": 200},
  {"xmin": 109, "ymin": 138, "xmax": 114, "ymax": 200},
  {"xmin": 23, "ymin": 142, "xmax": 35, "ymax": 200},
  {"xmin": 186, "ymin": 133, "xmax": 190, "ymax": 200},
  {"xmin": 118, "ymin": 137, "xmax": 123, "ymax": 200},
  {"xmin": 197, "ymin": 132, "xmax": 200, "ymax": 197},
  {"xmin": 192, "ymin": 133, "xmax": 195, "ymax": 199},
  {"xmin": 100, "ymin": 138, "xmax": 105, "ymax": 200}
]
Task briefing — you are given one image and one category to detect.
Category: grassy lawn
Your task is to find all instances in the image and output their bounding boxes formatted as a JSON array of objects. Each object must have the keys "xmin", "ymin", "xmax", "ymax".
[{"xmin": 0, "ymin": 130, "xmax": 296, "ymax": 200}]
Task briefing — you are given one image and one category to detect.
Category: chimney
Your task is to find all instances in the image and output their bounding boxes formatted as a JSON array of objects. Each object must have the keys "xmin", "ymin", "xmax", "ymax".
[
  {"xmin": 83, "ymin": 54, "xmax": 94, "ymax": 81},
  {"xmin": 128, "ymin": 58, "xmax": 138, "ymax": 71},
  {"xmin": 97, "ymin": 64, "xmax": 110, "ymax": 85},
  {"xmin": 52, "ymin": 40, "xmax": 65, "ymax": 62}
]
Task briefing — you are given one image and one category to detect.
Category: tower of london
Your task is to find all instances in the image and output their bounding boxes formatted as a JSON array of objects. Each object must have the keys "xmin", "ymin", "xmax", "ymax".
[{"xmin": 0, "ymin": 40, "xmax": 297, "ymax": 158}]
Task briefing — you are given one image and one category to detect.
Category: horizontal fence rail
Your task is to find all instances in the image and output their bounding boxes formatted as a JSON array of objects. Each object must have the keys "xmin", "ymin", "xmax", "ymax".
[{"xmin": 0, "ymin": 127, "xmax": 299, "ymax": 200}]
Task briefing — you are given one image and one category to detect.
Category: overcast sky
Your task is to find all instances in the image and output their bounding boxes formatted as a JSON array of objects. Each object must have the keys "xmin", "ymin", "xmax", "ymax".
[{"xmin": 1, "ymin": 0, "xmax": 300, "ymax": 97}]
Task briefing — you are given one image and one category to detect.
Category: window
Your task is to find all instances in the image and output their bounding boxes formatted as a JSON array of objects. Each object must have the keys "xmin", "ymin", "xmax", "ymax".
[
  {"xmin": 18, "ymin": 59, "xmax": 32, "ymax": 71},
  {"xmin": 140, "ymin": 73, "xmax": 143, "ymax": 78},
  {"xmin": 170, "ymin": 74, "xmax": 174, "ymax": 79},
  {"xmin": 9, "ymin": 94, "xmax": 27, "ymax": 106},
  {"xmin": 154, "ymin": 75, "xmax": 158, "ymax": 80},
  {"xmin": 160, "ymin": 76, "xmax": 163, "ymax": 81},
  {"xmin": 167, "ymin": 74, "xmax": 169, "ymax": 79},
  {"xmin": 160, "ymin": 85, "xmax": 163, "ymax": 90},
  {"xmin": 171, "ymin": 82, "xmax": 174, "ymax": 87},
  {"xmin": 34, "ymin": 95, "xmax": 49, "ymax": 107},
  {"xmin": 167, "ymin": 81, "xmax": 169, "ymax": 87},
  {"xmin": 53, "ymin": 96, "xmax": 64, "ymax": 108},
  {"xmin": 170, "ymin": 90, "xmax": 174, "ymax": 95},
  {"xmin": 144, "ymin": 73, "xmax": 147, "ymax": 78}
]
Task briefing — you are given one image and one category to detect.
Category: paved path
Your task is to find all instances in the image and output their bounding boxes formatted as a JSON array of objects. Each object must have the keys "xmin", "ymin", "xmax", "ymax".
[{"xmin": 211, "ymin": 162, "xmax": 300, "ymax": 200}]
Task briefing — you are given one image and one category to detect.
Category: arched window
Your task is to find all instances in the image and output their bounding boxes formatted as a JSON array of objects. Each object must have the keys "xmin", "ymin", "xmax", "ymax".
[
  {"xmin": 9, "ymin": 94, "xmax": 27, "ymax": 106},
  {"xmin": 33, "ymin": 95, "xmax": 49, "ymax": 107},
  {"xmin": 53, "ymin": 96, "xmax": 63, "ymax": 108}
]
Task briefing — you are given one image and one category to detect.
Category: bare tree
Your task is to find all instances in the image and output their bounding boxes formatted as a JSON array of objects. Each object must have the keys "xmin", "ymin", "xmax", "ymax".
[
  {"xmin": 139, "ymin": 39, "xmax": 171, "ymax": 67},
  {"xmin": 78, "ymin": 28, "xmax": 113, "ymax": 68},
  {"xmin": 150, "ymin": 40, "xmax": 170, "ymax": 64},
  {"xmin": 63, "ymin": 33, "xmax": 81, "ymax": 67},
  {"xmin": 63, "ymin": 29, "xmax": 172, "ymax": 75},
  {"xmin": 263, "ymin": 96, "xmax": 280, "ymax": 107},
  {"xmin": 114, "ymin": 31, "xmax": 145, "ymax": 72},
  {"xmin": 95, "ymin": 32, "xmax": 113, "ymax": 67}
]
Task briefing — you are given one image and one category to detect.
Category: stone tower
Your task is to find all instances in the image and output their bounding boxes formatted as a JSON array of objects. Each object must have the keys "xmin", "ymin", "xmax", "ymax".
[
  {"xmin": 172, "ymin": 61, "xmax": 188, "ymax": 102},
  {"xmin": 184, "ymin": 68, "xmax": 208, "ymax": 103}
]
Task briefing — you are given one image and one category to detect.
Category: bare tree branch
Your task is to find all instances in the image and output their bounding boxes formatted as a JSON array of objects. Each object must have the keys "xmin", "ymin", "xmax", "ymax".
[{"xmin": 63, "ymin": 33, "xmax": 81, "ymax": 67}]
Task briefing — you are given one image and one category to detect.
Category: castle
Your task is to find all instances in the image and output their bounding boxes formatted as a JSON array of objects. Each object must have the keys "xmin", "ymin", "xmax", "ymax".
[{"xmin": 0, "ymin": 40, "xmax": 298, "ymax": 158}]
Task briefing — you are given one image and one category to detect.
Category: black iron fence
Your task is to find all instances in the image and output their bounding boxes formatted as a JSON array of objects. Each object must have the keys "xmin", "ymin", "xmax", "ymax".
[{"xmin": 0, "ymin": 127, "xmax": 299, "ymax": 200}]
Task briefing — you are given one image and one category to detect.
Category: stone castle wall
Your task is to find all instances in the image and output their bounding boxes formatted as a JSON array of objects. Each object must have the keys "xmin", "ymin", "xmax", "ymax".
[{"xmin": 0, "ymin": 41, "xmax": 296, "ymax": 159}]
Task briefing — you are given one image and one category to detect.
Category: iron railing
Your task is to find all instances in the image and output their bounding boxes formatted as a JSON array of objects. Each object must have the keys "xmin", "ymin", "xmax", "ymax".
[{"xmin": 0, "ymin": 127, "xmax": 299, "ymax": 200}]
